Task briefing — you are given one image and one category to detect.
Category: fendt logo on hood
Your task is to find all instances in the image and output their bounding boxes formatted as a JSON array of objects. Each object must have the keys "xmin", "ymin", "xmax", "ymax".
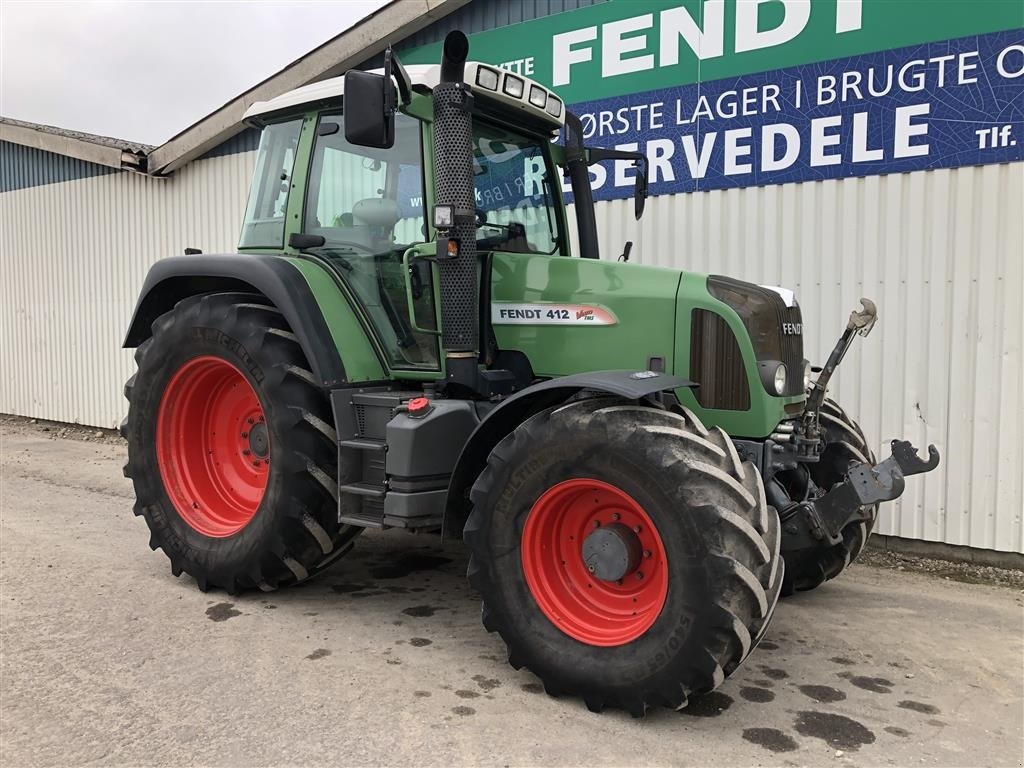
[{"xmin": 782, "ymin": 322, "xmax": 802, "ymax": 336}]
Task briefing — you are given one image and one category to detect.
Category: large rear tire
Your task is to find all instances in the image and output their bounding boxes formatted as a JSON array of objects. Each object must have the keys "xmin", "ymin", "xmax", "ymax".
[
  {"xmin": 781, "ymin": 398, "xmax": 878, "ymax": 595},
  {"xmin": 121, "ymin": 292, "xmax": 360, "ymax": 592},
  {"xmin": 464, "ymin": 398, "xmax": 783, "ymax": 717}
]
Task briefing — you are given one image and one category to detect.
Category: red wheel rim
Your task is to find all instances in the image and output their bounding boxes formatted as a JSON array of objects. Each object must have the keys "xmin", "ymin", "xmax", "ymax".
[
  {"xmin": 521, "ymin": 478, "xmax": 668, "ymax": 646},
  {"xmin": 156, "ymin": 356, "xmax": 269, "ymax": 537}
]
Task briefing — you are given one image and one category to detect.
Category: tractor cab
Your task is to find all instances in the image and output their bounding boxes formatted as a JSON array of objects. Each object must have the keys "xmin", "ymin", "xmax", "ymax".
[{"xmin": 238, "ymin": 56, "xmax": 648, "ymax": 392}]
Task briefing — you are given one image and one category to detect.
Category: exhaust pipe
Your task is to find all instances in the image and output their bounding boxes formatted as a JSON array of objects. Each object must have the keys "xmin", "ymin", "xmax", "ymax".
[
  {"xmin": 439, "ymin": 30, "xmax": 469, "ymax": 84},
  {"xmin": 433, "ymin": 31, "xmax": 479, "ymax": 387}
]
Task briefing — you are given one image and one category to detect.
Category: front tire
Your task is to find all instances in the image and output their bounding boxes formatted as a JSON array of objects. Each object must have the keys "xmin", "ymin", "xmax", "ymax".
[
  {"xmin": 781, "ymin": 398, "xmax": 878, "ymax": 594},
  {"xmin": 464, "ymin": 398, "xmax": 783, "ymax": 717},
  {"xmin": 122, "ymin": 292, "xmax": 359, "ymax": 592}
]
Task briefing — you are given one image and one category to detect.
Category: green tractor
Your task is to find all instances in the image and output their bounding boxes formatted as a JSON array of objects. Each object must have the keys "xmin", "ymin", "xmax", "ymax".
[{"xmin": 121, "ymin": 32, "xmax": 938, "ymax": 715}]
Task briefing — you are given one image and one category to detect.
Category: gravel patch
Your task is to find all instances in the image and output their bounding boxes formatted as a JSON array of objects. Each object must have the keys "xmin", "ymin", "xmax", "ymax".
[{"xmin": 858, "ymin": 548, "xmax": 1024, "ymax": 590}]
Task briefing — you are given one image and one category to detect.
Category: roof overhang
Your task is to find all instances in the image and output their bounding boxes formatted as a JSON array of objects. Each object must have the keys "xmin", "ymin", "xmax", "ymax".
[
  {"xmin": 0, "ymin": 120, "xmax": 147, "ymax": 172},
  {"xmin": 146, "ymin": 0, "xmax": 472, "ymax": 176}
]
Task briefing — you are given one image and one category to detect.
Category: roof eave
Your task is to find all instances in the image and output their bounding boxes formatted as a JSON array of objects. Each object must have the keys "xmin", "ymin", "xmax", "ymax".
[{"xmin": 0, "ymin": 121, "xmax": 143, "ymax": 172}]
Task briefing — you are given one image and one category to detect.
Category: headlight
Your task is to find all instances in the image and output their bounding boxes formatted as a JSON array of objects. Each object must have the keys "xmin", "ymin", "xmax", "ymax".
[
  {"xmin": 773, "ymin": 363, "xmax": 787, "ymax": 395},
  {"xmin": 803, "ymin": 359, "xmax": 812, "ymax": 390}
]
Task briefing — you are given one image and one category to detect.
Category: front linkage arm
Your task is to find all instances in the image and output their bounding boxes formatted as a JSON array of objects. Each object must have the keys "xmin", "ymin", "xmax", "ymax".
[
  {"xmin": 805, "ymin": 298, "xmax": 878, "ymax": 414},
  {"xmin": 793, "ymin": 299, "xmax": 879, "ymax": 461}
]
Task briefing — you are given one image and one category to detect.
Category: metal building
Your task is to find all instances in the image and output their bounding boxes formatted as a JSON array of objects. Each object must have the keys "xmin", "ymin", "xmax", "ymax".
[{"xmin": 2, "ymin": 0, "xmax": 1021, "ymax": 557}]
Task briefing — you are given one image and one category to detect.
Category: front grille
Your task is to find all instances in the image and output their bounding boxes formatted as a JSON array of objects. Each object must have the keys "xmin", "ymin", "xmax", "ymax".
[
  {"xmin": 707, "ymin": 276, "xmax": 804, "ymax": 396},
  {"xmin": 690, "ymin": 309, "xmax": 751, "ymax": 411}
]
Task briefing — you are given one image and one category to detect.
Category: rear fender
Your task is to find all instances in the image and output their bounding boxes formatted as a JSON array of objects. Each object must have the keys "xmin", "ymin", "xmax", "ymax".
[
  {"xmin": 123, "ymin": 254, "xmax": 373, "ymax": 388},
  {"xmin": 442, "ymin": 370, "xmax": 696, "ymax": 539}
]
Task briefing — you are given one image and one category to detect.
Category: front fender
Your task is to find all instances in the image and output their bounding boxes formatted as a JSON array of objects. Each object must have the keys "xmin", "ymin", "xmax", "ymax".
[
  {"xmin": 442, "ymin": 370, "xmax": 695, "ymax": 538},
  {"xmin": 123, "ymin": 253, "xmax": 381, "ymax": 388}
]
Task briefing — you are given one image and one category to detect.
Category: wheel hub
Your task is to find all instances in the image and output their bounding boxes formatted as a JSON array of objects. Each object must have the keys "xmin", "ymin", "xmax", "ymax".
[
  {"xmin": 582, "ymin": 523, "xmax": 642, "ymax": 582},
  {"xmin": 247, "ymin": 420, "xmax": 269, "ymax": 458}
]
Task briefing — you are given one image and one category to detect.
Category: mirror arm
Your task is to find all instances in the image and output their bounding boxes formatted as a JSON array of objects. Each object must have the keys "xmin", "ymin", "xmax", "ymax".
[{"xmin": 386, "ymin": 48, "xmax": 413, "ymax": 106}]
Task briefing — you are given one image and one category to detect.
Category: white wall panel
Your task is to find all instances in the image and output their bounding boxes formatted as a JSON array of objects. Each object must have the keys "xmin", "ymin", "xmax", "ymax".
[
  {"xmin": 2, "ymin": 155, "xmax": 1020, "ymax": 553},
  {"xmin": 0, "ymin": 150, "xmax": 257, "ymax": 430},
  {"xmin": 568, "ymin": 163, "xmax": 1023, "ymax": 554}
]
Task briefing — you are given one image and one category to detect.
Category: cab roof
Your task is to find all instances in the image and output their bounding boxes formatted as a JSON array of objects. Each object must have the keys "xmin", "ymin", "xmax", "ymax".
[{"xmin": 242, "ymin": 62, "xmax": 565, "ymax": 131}]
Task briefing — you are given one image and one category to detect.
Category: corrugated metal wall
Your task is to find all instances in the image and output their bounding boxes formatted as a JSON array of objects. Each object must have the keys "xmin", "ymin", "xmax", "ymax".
[
  {"xmin": 568, "ymin": 162, "xmax": 1024, "ymax": 554},
  {"xmin": 2, "ymin": 142, "xmax": 1020, "ymax": 553},
  {"xmin": 0, "ymin": 147, "xmax": 258, "ymax": 429}
]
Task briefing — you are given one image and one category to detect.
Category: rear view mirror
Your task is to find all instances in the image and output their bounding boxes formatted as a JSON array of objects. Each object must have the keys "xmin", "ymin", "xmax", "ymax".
[
  {"xmin": 587, "ymin": 147, "xmax": 650, "ymax": 221},
  {"xmin": 343, "ymin": 70, "xmax": 396, "ymax": 149}
]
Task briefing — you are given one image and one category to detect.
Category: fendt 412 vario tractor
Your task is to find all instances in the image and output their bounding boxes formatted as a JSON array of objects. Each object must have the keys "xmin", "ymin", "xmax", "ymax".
[{"xmin": 122, "ymin": 33, "xmax": 939, "ymax": 716}]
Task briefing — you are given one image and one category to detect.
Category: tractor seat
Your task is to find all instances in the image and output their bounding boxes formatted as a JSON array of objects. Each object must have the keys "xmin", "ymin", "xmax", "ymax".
[{"xmin": 353, "ymin": 198, "xmax": 400, "ymax": 228}]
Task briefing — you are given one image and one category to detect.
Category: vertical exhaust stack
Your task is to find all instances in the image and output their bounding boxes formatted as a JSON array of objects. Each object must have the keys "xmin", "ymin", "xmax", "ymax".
[{"xmin": 432, "ymin": 31, "xmax": 480, "ymax": 389}]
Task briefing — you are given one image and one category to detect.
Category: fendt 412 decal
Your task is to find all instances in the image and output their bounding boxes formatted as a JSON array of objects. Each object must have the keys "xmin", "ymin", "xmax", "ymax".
[{"xmin": 492, "ymin": 302, "xmax": 618, "ymax": 325}]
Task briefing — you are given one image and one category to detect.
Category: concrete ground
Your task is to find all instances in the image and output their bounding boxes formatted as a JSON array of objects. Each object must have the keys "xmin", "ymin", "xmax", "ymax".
[{"xmin": 2, "ymin": 418, "xmax": 1022, "ymax": 768}]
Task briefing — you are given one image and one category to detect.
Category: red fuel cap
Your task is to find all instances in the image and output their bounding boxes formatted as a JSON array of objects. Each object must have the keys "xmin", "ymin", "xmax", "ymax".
[{"xmin": 407, "ymin": 397, "xmax": 431, "ymax": 415}]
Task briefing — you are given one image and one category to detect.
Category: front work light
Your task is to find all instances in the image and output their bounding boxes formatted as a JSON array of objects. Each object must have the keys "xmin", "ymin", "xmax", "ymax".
[
  {"xmin": 803, "ymin": 359, "xmax": 812, "ymax": 390},
  {"xmin": 433, "ymin": 205, "xmax": 453, "ymax": 229},
  {"xmin": 545, "ymin": 95, "xmax": 563, "ymax": 118},
  {"xmin": 503, "ymin": 75, "xmax": 524, "ymax": 98},
  {"xmin": 529, "ymin": 85, "xmax": 547, "ymax": 108},
  {"xmin": 476, "ymin": 67, "xmax": 499, "ymax": 91}
]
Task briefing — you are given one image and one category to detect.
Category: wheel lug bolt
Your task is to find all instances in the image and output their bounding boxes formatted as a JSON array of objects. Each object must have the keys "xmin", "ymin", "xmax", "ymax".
[
  {"xmin": 587, "ymin": 564, "xmax": 595, "ymax": 573},
  {"xmin": 248, "ymin": 417, "xmax": 254, "ymax": 425},
  {"xmin": 592, "ymin": 520, "xmax": 600, "ymax": 528},
  {"xmin": 636, "ymin": 571, "xmax": 644, "ymax": 580},
  {"xmin": 241, "ymin": 432, "xmax": 248, "ymax": 438},
  {"xmin": 242, "ymin": 449, "xmax": 250, "ymax": 456},
  {"xmin": 252, "ymin": 460, "xmax": 261, "ymax": 467},
  {"xmin": 616, "ymin": 579, "xmax": 623, "ymax": 586},
  {"xmin": 643, "ymin": 549, "xmax": 651, "ymax": 558},
  {"xmin": 611, "ymin": 513, "xmax": 620, "ymax": 521},
  {"xmin": 633, "ymin": 525, "xmax": 641, "ymax": 533}
]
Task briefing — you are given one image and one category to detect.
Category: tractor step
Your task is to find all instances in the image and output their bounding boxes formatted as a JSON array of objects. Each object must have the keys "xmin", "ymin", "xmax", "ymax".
[
  {"xmin": 338, "ymin": 481, "xmax": 386, "ymax": 499},
  {"xmin": 338, "ymin": 508, "xmax": 386, "ymax": 529},
  {"xmin": 339, "ymin": 437, "xmax": 387, "ymax": 452}
]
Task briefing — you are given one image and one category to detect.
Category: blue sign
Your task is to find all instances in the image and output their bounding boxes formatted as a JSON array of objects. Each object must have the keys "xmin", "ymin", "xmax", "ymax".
[{"xmin": 568, "ymin": 30, "xmax": 1024, "ymax": 201}]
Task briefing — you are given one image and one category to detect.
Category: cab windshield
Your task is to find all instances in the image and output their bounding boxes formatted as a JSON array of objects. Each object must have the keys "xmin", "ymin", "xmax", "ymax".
[{"xmin": 472, "ymin": 121, "xmax": 561, "ymax": 254}]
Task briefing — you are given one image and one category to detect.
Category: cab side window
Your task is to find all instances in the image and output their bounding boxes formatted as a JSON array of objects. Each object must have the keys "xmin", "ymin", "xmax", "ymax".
[{"xmin": 240, "ymin": 119, "xmax": 302, "ymax": 248}]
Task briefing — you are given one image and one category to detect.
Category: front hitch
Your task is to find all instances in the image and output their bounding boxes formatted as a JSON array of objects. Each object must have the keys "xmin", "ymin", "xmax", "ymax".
[{"xmin": 799, "ymin": 440, "xmax": 941, "ymax": 546}]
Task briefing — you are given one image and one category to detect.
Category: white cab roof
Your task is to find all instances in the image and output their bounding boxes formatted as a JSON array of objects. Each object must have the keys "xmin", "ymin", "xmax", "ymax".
[{"xmin": 243, "ymin": 62, "xmax": 564, "ymax": 128}]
